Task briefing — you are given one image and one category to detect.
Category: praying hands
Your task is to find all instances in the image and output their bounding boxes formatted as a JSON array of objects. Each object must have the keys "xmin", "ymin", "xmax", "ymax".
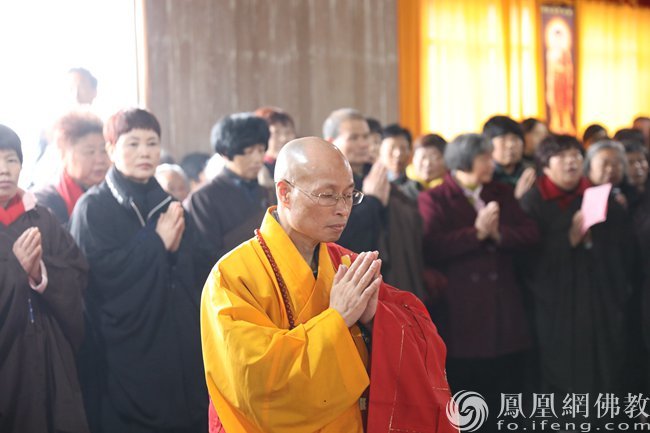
[
  {"xmin": 475, "ymin": 201, "xmax": 501, "ymax": 242},
  {"xmin": 329, "ymin": 251, "xmax": 382, "ymax": 329},
  {"xmin": 155, "ymin": 202, "xmax": 185, "ymax": 252},
  {"xmin": 12, "ymin": 227, "xmax": 43, "ymax": 284}
]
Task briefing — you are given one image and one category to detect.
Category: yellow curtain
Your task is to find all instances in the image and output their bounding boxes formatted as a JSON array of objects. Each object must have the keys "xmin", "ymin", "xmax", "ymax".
[
  {"xmin": 398, "ymin": 0, "xmax": 650, "ymax": 140},
  {"xmin": 577, "ymin": 1, "xmax": 650, "ymax": 135},
  {"xmin": 397, "ymin": 0, "xmax": 426, "ymax": 136},
  {"xmin": 398, "ymin": 0, "xmax": 540, "ymax": 140}
]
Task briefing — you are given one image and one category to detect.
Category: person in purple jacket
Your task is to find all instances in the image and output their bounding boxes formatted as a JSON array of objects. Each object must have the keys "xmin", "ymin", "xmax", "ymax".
[{"xmin": 418, "ymin": 133, "xmax": 539, "ymax": 432}]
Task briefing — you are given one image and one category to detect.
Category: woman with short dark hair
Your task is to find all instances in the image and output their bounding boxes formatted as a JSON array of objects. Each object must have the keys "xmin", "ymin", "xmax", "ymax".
[
  {"xmin": 483, "ymin": 115, "xmax": 537, "ymax": 199},
  {"xmin": 406, "ymin": 133, "xmax": 448, "ymax": 191},
  {"xmin": 68, "ymin": 108, "xmax": 208, "ymax": 433},
  {"xmin": 186, "ymin": 112, "xmax": 275, "ymax": 275},
  {"xmin": 520, "ymin": 134, "xmax": 634, "ymax": 396},
  {"xmin": 0, "ymin": 124, "xmax": 89, "ymax": 433},
  {"xmin": 521, "ymin": 118, "xmax": 549, "ymax": 165},
  {"xmin": 582, "ymin": 123, "xmax": 608, "ymax": 148},
  {"xmin": 624, "ymin": 140, "xmax": 650, "ymax": 209},
  {"xmin": 418, "ymin": 133, "xmax": 539, "ymax": 421},
  {"xmin": 180, "ymin": 152, "xmax": 210, "ymax": 193}
]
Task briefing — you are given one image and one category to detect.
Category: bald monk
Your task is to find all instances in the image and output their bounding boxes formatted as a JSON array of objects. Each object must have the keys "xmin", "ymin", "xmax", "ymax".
[{"xmin": 201, "ymin": 137, "xmax": 458, "ymax": 433}]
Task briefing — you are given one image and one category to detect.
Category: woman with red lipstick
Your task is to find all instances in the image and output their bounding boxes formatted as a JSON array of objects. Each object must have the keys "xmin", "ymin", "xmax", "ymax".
[
  {"xmin": 34, "ymin": 111, "xmax": 110, "ymax": 225},
  {"xmin": 0, "ymin": 124, "xmax": 89, "ymax": 433},
  {"xmin": 68, "ymin": 109, "xmax": 208, "ymax": 433},
  {"xmin": 520, "ymin": 135, "xmax": 634, "ymax": 399}
]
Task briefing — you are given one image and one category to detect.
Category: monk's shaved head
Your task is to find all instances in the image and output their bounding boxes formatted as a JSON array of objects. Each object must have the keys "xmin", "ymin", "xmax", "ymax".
[
  {"xmin": 274, "ymin": 136, "xmax": 352, "ymax": 184},
  {"xmin": 274, "ymin": 136, "xmax": 356, "ymax": 247}
]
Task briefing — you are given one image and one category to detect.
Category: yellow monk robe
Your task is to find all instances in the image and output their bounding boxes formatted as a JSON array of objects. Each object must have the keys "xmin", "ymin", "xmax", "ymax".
[{"xmin": 201, "ymin": 207, "xmax": 369, "ymax": 433}]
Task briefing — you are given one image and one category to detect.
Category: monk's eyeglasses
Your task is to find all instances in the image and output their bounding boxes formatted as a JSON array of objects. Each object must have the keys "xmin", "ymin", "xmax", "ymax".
[{"xmin": 282, "ymin": 180, "xmax": 364, "ymax": 207}]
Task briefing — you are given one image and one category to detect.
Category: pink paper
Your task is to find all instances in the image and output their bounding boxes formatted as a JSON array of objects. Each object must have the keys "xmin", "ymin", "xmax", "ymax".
[{"xmin": 581, "ymin": 183, "xmax": 612, "ymax": 234}]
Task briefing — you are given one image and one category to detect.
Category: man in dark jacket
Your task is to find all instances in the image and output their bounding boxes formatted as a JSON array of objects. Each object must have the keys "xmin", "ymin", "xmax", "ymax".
[
  {"xmin": 323, "ymin": 109, "xmax": 428, "ymax": 303},
  {"xmin": 323, "ymin": 108, "xmax": 388, "ymax": 254}
]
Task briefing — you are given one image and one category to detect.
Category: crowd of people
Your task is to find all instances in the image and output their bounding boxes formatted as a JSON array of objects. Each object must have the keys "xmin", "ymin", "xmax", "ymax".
[{"xmin": 2, "ymin": 67, "xmax": 650, "ymax": 433}]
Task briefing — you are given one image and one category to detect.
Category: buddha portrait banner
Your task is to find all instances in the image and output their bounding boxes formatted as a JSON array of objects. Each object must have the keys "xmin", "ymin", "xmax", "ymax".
[{"xmin": 541, "ymin": 4, "xmax": 576, "ymax": 136}]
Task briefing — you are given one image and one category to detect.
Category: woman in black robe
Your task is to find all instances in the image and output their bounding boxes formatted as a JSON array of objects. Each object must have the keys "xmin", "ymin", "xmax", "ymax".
[
  {"xmin": 0, "ymin": 124, "xmax": 89, "ymax": 433},
  {"xmin": 623, "ymin": 140, "xmax": 650, "ymax": 393},
  {"xmin": 520, "ymin": 135, "xmax": 634, "ymax": 396},
  {"xmin": 185, "ymin": 112, "xmax": 275, "ymax": 274},
  {"xmin": 68, "ymin": 109, "xmax": 208, "ymax": 433}
]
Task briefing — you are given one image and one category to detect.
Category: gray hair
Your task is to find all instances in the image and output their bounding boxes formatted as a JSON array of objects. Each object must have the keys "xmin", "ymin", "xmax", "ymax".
[
  {"xmin": 322, "ymin": 108, "xmax": 366, "ymax": 140},
  {"xmin": 583, "ymin": 139, "xmax": 627, "ymax": 176},
  {"xmin": 444, "ymin": 133, "xmax": 493, "ymax": 172},
  {"xmin": 155, "ymin": 163, "xmax": 188, "ymax": 180}
]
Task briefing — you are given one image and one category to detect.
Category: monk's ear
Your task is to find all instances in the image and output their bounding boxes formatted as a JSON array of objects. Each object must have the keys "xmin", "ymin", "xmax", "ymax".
[{"xmin": 276, "ymin": 180, "xmax": 292, "ymax": 207}]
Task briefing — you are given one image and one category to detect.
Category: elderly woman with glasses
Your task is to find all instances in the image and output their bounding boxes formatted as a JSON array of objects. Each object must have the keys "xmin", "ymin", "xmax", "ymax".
[{"xmin": 418, "ymin": 133, "xmax": 539, "ymax": 423}]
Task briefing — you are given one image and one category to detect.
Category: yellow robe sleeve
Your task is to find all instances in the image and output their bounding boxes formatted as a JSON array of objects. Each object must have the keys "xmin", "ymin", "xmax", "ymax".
[{"xmin": 201, "ymin": 250, "xmax": 369, "ymax": 433}]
